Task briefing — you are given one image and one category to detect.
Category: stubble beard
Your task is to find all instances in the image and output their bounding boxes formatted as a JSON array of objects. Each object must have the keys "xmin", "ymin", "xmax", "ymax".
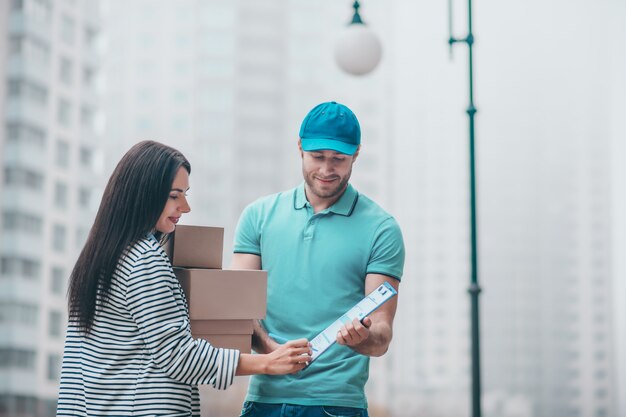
[{"xmin": 304, "ymin": 169, "xmax": 351, "ymax": 201}]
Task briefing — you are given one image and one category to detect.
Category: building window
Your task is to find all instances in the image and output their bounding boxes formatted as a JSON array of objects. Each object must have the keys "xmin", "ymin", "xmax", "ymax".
[
  {"xmin": 47, "ymin": 354, "xmax": 61, "ymax": 381},
  {"xmin": 42, "ymin": 398, "xmax": 57, "ymax": 416},
  {"xmin": 0, "ymin": 257, "xmax": 41, "ymax": 280},
  {"xmin": 54, "ymin": 181, "xmax": 68, "ymax": 209},
  {"xmin": 75, "ymin": 227, "xmax": 88, "ymax": 249},
  {"xmin": 13, "ymin": 0, "xmax": 51, "ymax": 20},
  {"xmin": 60, "ymin": 15, "xmax": 75, "ymax": 44},
  {"xmin": 80, "ymin": 106, "xmax": 94, "ymax": 131},
  {"xmin": 7, "ymin": 79, "xmax": 48, "ymax": 107},
  {"xmin": 49, "ymin": 310, "xmax": 62, "ymax": 338},
  {"xmin": 59, "ymin": 56, "xmax": 73, "ymax": 85},
  {"xmin": 79, "ymin": 147, "xmax": 93, "ymax": 169},
  {"xmin": 0, "ymin": 305, "xmax": 8, "ymax": 323},
  {"xmin": 22, "ymin": 259, "xmax": 41, "ymax": 279},
  {"xmin": 84, "ymin": 26, "xmax": 99, "ymax": 49},
  {"xmin": 8, "ymin": 35, "xmax": 22, "ymax": 55},
  {"xmin": 52, "ymin": 224, "xmax": 67, "ymax": 252},
  {"xmin": 6, "ymin": 122, "xmax": 45, "ymax": 147},
  {"xmin": 9, "ymin": 35, "xmax": 50, "ymax": 64},
  {"xmin": 0, "ymin": 257, "xmax": 14, "ymax": 276},
  {"xmin": 7, "ymin": 80, "xmax": 19, "ymax": 96},
  {"xmin": 7, "ymin": 395, "xmax": 37, "ymax": 415},
  {"xmin": 2, "ymin": 211, "xmax": 43, "ymax": 235},
  {"xmin": 57, "ymin": 98, "xmax": 72, "ymax": 127},
  {"xmin": 56, "ymin": 140, "xmax": 70, "ymax": 168},
  {"xmin": 78, "ymin": 187, "xmax": 91, "ymax": 209},
  {"xmin": 51, "ymin": 267, "xmax": 65, "ymax": 295},
  {"xmin": 566, "ymin": 408, "xmax": 581, "ymax": 417},
  {"xmin": 0, "ymin": 348, "xmax": 36, "ymax": 370},
  {"xmin": 3, "ymin": 167, "xmax": 44, "ymax": 190},
  {"xmin": 83, "ymin": 67, "xmax": 95, "ymax": 88},
  {"xmin": 0, "ymin": 302, "xmax": 38, "ymax": 325}
]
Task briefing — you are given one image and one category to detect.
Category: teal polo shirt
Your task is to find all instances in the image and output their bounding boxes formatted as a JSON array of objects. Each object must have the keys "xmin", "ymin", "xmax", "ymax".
[{"xmin": 234, "ymin": 183, "xmax": 405, "ymax": 408}]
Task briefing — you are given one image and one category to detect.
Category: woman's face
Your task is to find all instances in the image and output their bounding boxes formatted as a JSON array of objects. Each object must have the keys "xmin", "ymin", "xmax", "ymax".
[{"xmin": 155, "ymin": 167, "xmax": 191, "ymax": 234}]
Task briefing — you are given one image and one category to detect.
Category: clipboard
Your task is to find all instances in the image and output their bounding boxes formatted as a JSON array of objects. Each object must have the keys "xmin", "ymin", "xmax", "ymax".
[{"xmin": 308, "ymin": 281, "xmax": 397, "ymax": 362}]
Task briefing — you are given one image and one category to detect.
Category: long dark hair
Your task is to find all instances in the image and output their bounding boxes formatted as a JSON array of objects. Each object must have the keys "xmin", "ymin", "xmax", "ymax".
[{"xmin": 67, "ymin": 140, "xmax": 191, "ymax": 333}]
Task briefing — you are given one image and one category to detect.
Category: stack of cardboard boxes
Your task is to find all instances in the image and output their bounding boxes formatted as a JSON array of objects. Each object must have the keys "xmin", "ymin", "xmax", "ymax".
[{"xmin": 165, "ymin": 225, "xmax": 266, "ymax": 353}]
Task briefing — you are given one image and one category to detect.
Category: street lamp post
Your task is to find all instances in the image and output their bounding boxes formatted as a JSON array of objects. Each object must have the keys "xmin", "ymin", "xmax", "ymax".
[{"xmin": 448, "ymin": 0, "xmax": 482, "ymax": 416}]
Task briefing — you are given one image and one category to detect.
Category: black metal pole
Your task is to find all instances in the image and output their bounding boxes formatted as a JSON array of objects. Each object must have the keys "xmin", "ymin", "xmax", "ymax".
[{"xmin": 449, "ymin": 0, "xmax": 482, "ymax": 416}]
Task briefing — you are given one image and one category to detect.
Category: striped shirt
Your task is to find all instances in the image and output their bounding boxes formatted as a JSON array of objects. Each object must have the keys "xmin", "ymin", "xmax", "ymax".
[{"xmin": 57, "ymin": 234, "xmax": 240, "ymax": 416}]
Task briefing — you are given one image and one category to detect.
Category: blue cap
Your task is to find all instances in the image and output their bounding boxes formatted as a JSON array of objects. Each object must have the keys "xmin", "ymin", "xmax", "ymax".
[{"xmin": 299, "ymin": 101, "xmax": 361, "ymax": 155}]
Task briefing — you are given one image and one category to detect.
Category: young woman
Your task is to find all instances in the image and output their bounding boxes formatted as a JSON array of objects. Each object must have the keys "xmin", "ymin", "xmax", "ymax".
[{"xmin": 57, "ymin": 141, "xmax": 310, "ymax": 416}]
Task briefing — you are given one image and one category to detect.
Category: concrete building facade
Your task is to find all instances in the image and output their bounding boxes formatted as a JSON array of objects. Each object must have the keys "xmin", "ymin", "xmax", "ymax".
[{"xmin": 0, "ymin": 0, "xmax": 101, "ymax": 415}]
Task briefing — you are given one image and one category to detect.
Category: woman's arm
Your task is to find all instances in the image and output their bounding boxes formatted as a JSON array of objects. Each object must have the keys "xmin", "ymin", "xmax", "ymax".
[{"xmin": 236, "ymin": 338, "xmax": 311, "ymax": 375}]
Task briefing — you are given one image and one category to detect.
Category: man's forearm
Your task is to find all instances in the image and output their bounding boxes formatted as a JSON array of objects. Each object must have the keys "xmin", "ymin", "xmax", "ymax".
[{"xmin": 251, "ymin": 320, "xmax": 280, "ymax": 354}]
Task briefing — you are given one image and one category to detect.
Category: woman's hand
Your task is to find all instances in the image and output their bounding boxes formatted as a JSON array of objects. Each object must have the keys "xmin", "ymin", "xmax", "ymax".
[
  {"xmin": 236, "ymin": 338, "xmax": 311, "ymax": 376},
  {"xmin": 263, "ymin": 338, "xmax": 311, "ymax": 375}
]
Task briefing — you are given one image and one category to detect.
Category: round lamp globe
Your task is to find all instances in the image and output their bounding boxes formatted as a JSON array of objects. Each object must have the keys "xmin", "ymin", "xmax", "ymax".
[{"xmin": 334, "ymin": 24, "xmax": 382, "ymax": 76}]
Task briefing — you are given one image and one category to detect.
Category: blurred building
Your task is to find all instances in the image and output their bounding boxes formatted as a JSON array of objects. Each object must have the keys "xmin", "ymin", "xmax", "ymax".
[
  {"xmin": 477, "ymin": 2, "xmax": 618, "ymax": 417},
  {"xmin": 384, "ymin": 1, "xmax": 473, "ymax": 415},
  {"xmin": 385, "ymin": 1, "xmax": 621, "ymax": 417},
  {"xmin": 0, "ymin": 0, "xmax": 102, "ymax": 416},
  {"xmin": 101, "ymin": 0, "xmax": 294, "ymax": 237},
  {"xmin": 609, "ymin": 5, "xmax": 626, "ymax": 417}
]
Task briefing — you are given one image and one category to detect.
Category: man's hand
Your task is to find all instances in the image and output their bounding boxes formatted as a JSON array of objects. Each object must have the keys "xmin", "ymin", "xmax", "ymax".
[
  {"xmin": 335, "ymin": 274, "xmax": 399, "ymax": 357},
  {"xmin": 336, "ymin": 317, "xmax": 372, "ymax": 347}
]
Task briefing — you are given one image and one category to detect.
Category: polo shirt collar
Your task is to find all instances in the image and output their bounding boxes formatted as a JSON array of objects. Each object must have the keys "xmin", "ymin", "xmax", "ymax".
[
  {"xmin": 294, "ymin": 184, "xmax": 308, "ymax": 209},
  {"xmin": 294, "ymin": 183, "xmax": 358, "ymax": 216}
]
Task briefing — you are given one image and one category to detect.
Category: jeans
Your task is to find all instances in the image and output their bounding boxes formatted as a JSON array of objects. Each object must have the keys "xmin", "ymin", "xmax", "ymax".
[{"xmin": 239, "ymin": 401, "xmax": 369, "ymax": 417}]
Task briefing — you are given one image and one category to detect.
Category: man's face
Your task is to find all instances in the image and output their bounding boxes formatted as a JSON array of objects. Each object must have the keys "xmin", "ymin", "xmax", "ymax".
[{"xmin": 300, "ymin": 145, "xmax": 358, "ymax": 201}]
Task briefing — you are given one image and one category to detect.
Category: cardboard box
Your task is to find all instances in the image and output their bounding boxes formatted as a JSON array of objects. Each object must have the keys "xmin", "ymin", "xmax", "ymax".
[
  {"xmin": 195, "ymin": 334, "xmax": 252, "ymax": 353},
  {"xmin": 191, "ymin": 320, "xmax": 254, "ymax": 335},
  {"xmin": 175, "ymin": 269, "xmax": 267, "ymax": 320},
  {"xmin": 165, "ymin": 225, "xmax": 224, "ymax": 269}
]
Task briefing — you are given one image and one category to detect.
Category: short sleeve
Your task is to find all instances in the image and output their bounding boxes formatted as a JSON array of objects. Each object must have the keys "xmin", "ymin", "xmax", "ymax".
[
  {"xmin": 233, "ymin": 202, "xmax": 262, "ymax": 255},
  {"xmin": 366, "ymin": 217, "xmax": 405, "ymax": 281}
]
